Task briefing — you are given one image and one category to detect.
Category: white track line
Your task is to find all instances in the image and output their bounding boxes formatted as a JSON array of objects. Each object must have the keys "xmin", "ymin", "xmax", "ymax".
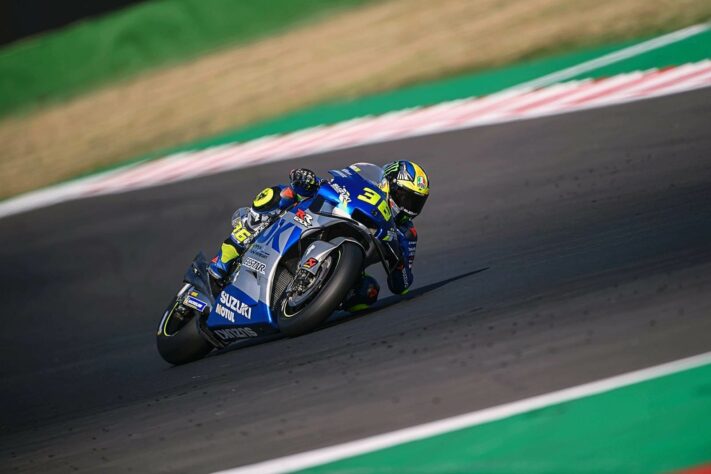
[
  {"xmin": 513, "ymin": 22, "xmax": 710, "ymax": 90},
  {"xmin": 214, "ymin": 351, "xmax": 711, "ymax": 474}
]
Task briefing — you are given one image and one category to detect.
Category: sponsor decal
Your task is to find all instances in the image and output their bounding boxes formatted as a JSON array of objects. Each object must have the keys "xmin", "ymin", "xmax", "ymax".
[
  {"xmin": 216, "ymin": 293, "xmax": 252, "ymax": 322},
  {"xmin": 214, "ymin": 327, "xmax": 258, "ymax": 341},
  {"xmin": 184, "ymin": 295, "xmax": 207, "ymax": 312},
  {"xmin": 303, "ymin": 257, "xmax": 319, "ymax": 269},
  {"xmin": 330, "ymin": 183, "xmax": 351, "ymax": 204},
  {"xmin": 242, "ymin": 256, "xmax": 266, "ymax": 274},
  {"xmin": 215, "ymin": 304, "xmax": 235, "ymax": 322},
  {"xmin": 293, "ymin": 208, "xmax": 313, "ymax": 228},
  {"xmin": 416, "ymin": 175, "xmax": 427, "ymax": 190},
  {"xmin": 397, "ymin": 164, "xmax": 413, "ymax": 181}
]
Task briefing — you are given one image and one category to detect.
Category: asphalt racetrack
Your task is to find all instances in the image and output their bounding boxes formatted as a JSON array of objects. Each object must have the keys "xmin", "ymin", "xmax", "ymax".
[{"xmin": 2, "ymin": 88, "xmax": 711, "ymax": 473}]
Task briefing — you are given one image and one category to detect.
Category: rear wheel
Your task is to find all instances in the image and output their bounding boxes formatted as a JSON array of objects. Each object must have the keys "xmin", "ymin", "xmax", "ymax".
[
  {"xmin": 276, "ymin": 242, "xmax": 363, "ymax": 337},
  {"xmin": 156, "ymin": 296, "xmax": 213, "ymax": 365}
]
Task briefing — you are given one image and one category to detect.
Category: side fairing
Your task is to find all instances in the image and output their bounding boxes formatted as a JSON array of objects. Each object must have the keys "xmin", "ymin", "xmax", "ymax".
[{"xmin": 205, "ymin": 214, "xmax": 303, "ymax": 334}]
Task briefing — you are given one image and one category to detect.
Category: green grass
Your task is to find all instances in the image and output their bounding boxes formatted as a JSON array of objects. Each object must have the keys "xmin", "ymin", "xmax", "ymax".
[{"xmin": 0, "ymin": 0, "xmax": 372, "ymax": 118}]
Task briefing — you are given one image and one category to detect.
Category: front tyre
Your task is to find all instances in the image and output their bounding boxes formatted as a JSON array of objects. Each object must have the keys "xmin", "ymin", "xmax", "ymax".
[
  {"xmin": 156, "ymin": 296, "xmax": 213, "ymax": 365},
  {"xmin": 276, "ymin": 242, "xmax": 363, "ymax": 337}
]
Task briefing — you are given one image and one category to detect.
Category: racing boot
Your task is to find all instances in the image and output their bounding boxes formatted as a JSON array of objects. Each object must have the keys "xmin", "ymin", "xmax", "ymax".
[
  {"xmin": 208, "ymin": 241, "xmax": 240, "ymax": 295},
  {"xmin": 341, "ymin": 274, "xmax": 380, "ymax": 312}
]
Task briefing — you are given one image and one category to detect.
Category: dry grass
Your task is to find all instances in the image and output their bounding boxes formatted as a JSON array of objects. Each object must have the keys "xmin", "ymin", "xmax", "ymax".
[{"xmin": 1, "ymin": 0, "xmax": 710, "ymax": 198}]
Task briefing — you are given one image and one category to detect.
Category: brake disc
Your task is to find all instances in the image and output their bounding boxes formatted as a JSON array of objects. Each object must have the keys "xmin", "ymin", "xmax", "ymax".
[{"xmin": 286, "ymin": 256, "xmax": 333, "ymax": 308}]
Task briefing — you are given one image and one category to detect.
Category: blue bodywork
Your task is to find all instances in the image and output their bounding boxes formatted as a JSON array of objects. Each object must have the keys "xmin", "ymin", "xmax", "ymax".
[
  {"xmin": 203, "ymin": 217, "xmax": 304, "ymax": 337},
  {"xmin": 320, "ymin": 166, "xmax": 392, "ymax": 240},
  {"xmin": 201, "ymin": 164, "xmax": 393, "ymax": 341}
]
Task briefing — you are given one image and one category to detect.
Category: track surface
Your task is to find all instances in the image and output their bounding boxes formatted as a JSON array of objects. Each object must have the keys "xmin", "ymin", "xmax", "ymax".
[{"xmin": 2, "ymin": 88, "xmax": 711, "ymax": 473}]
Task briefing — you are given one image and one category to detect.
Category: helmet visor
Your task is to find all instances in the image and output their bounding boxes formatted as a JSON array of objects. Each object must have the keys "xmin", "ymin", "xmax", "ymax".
[{"xmin": 392, "ymin": 186, "xmax": 428, "ymax": 217}]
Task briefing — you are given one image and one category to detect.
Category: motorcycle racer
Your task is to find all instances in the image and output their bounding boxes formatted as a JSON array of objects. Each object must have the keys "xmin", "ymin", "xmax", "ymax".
[{"xmin": 207, "ymin": 161, "xmax": 430, "ymax": 311}]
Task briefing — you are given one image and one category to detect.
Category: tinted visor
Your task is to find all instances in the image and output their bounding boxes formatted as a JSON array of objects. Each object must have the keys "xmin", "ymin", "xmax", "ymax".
[{"xmin": 392, "ymin": 186, "xmax": 428, "ymax": 217}]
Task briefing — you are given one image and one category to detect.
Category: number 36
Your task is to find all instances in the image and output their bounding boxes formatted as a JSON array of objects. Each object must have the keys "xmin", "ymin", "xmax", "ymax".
[{"xmin": 357, "ymin": 187, "xmax": 391, "ymax": 220}]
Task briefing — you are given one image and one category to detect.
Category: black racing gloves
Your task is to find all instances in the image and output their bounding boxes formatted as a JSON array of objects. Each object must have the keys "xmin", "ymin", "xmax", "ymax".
[{"xmin": 289, "ymin": 168, "xmax": 319, "ymax": 196}]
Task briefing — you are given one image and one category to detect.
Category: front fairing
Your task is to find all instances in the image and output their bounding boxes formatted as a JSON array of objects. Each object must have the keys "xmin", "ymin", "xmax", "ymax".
[{"xmin": 318, "ymin": 164, "xmax": 396, "ymax": 240}]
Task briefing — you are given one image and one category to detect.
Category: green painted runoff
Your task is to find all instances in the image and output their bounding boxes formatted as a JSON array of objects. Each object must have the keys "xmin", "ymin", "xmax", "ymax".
[{"xmin": 300, "ymin": 362, "xmax": 711, "ymax": 473}]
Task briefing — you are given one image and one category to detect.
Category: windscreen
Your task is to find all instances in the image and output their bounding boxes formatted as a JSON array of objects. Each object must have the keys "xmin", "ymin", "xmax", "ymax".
[{"xmin": 348, "ymin": 163, "xmax": 385, "ymax": 187}]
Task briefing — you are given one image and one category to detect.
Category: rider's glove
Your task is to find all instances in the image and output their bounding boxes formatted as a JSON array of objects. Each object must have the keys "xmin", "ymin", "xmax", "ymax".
[{"xmin": 289, "ymin": 168, "xmax": 319, "ymax": 197}]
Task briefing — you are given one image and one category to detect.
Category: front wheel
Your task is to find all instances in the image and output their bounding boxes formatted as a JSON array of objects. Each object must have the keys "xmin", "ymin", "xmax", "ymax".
[
  {"xmin": 276, "ymin": 242, "xmax": 363, "ymax": 337},
  {"xmin": 156, "ymin": 296, "xmax": 213, "ymax": 365}
]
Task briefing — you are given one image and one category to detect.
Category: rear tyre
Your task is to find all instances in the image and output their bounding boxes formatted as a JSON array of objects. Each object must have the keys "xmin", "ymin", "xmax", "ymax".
[
  {"xmin": 276, "ymin": 242, "xmax": 364, "ymax": 337},
  {"xmin": 156, "ymin": 297, "xmax": 213, "ymax": 365}
]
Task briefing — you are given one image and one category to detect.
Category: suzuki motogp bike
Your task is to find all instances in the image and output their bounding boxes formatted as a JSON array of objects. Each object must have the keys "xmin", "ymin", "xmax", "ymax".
[{"xmin": 157, "ymin": 163, "xmax": 401, "ymax": 365}]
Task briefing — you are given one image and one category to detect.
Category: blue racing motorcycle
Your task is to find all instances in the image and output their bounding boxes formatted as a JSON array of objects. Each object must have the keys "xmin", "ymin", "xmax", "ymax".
[{"xmin": 157, "ymin": 163, "xmax": 401, "ymax": 365}]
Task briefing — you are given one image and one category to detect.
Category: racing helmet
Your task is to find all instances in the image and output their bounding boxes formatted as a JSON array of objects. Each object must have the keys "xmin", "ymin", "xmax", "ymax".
[{"xmin": 383, "ymin": 160, "xmax": 430, "ymax": 221}]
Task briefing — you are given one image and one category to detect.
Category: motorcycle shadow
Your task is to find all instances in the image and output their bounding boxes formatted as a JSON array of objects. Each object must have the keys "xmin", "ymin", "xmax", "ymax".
[
  {"xmin": 322, "ymin": 266, "xmax": 489, "ymax": 329},
  {"xmin": 217, "ymin": 266, "xmax": 489, "ymax": 355}
]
